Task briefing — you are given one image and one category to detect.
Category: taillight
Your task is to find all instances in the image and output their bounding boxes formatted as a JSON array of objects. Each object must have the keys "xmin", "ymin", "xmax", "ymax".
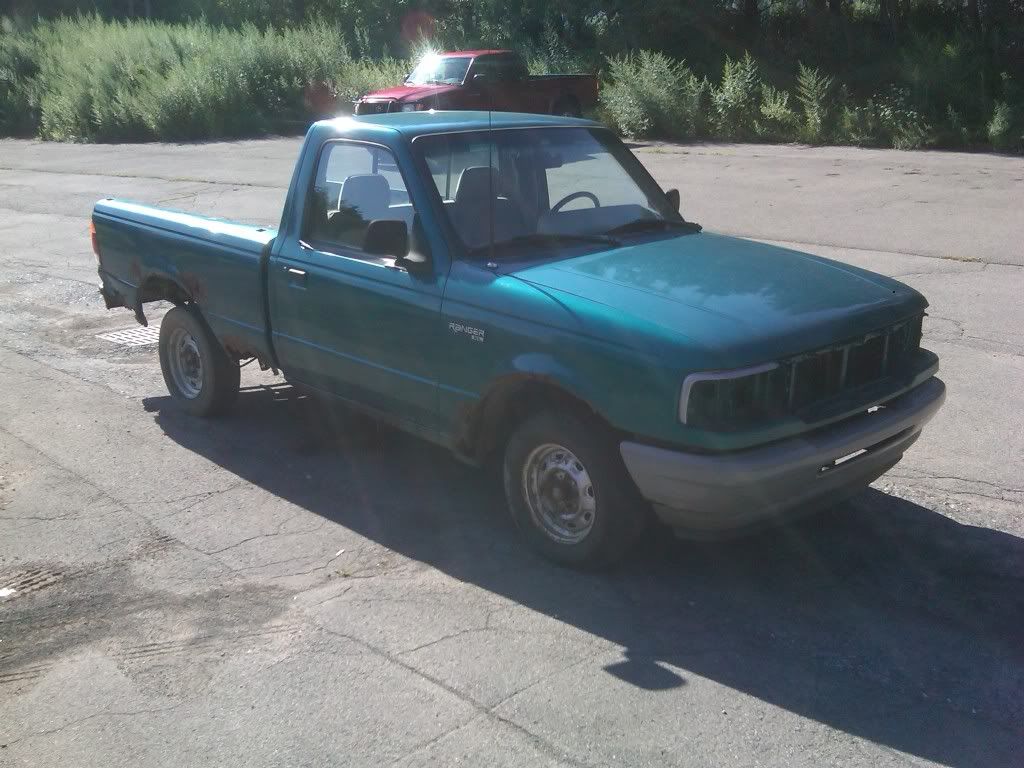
[{"xmin": 89, "ymin": 220, "xmax": 101, "ymax": 264}]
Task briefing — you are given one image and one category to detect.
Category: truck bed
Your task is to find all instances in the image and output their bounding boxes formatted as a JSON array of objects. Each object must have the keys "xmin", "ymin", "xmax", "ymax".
[{"xmin": 93, "ymin": 199, "xmax": 276, "ymax": 361}]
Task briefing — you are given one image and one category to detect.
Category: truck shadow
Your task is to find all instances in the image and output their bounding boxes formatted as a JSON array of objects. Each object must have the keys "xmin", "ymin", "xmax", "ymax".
[{"xmin": 146, "ymin": 382, "xmax": 1024, "ymax": 767}]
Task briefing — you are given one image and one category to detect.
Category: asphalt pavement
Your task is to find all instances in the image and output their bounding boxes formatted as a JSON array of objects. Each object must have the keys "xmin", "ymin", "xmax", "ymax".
[{"xmin": 1, "ymin": 135, "xmax": 1022, "ymax": 767}]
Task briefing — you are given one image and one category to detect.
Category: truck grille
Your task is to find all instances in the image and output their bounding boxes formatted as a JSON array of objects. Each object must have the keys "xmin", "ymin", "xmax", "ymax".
[
  {"xmin": 354, "ymin": 100, "xmax": 394, "ymax": 115},
  {"xmin": 684, "ymin": 314, "xmax": 924, "ymax": 431}
]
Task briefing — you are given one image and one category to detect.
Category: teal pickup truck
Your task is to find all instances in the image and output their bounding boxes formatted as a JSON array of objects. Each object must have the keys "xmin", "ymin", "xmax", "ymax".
[{"xmin": 92, "ymin": 112, "xmax": 945, "ymax": 566}]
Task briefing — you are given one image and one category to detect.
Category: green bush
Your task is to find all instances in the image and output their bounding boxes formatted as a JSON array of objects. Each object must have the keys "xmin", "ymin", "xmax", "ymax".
[
  {"xmin": 0, "ymin": 20, "xmax": 40, "ymax": 136},
  {"xmin": 795, "ymin": 63, "xmax": 834, "ymax": 143},
  {"xmin": 3, "ymin": 16, "xmax": 359, "ymax": 142},
  {"xmin": 933, "ymin": 104, "xmax": 972, "ymax": 147},
  {"xmin": 713, "ymin": 53, "xmax": 762, "ymax": 140},
  {"xmin": 523, "ymin": 20, "xmax": 592, "ymax": 76},
  {"xmin": 0, "ymin": 12, "xmax": 1021, "ymax": 152},
  {"xmin": 838, "ymin": 89, "xmax": 931, "ymax": 149},
  {"xmin": 32, "ymin": 17, "xmax": 190, "ymax": 141},
  {"xmin": 600, "ymin": 50, "xmax": 693, "ymax": 140},
  {"xmin": 681, "ymin": 73, "xmax": 714, "ymax": 137},
  {"xmin": 756, "ymin": 84, "xmax": 799, "ymax": 142},
  {"xmin": 987, "ymin": 101, "xmax": 1017, "ymax": 150},
  {"xmin": 898, "ymin": 31, "xmax": 991, "ymax": 133},
  {"xmin": 332, "ymin": 57, "xmax": 410, "ymax": 106}
]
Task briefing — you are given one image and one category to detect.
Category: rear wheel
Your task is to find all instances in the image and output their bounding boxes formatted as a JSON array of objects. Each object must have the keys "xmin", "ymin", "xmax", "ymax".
[
  {"xmin": 503, "ymin": 411, "xmax": 645, "ymax": 567},
  {"xmin": 158, "ymin": 305, "xmax": 239, "ymax": 417}
]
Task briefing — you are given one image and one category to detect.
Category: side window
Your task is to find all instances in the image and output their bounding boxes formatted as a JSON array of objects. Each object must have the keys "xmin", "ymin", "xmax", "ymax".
[
  {"xmin": 305, "ymin": 142, "xmax": 413, "ymax": 256},
  {"xmin": 471, "ymin": 55, "xmax": 517, "ymax": 82}
]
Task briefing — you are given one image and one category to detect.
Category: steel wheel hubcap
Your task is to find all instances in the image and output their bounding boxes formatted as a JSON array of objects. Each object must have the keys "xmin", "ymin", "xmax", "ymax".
[
  {"xmin": 522, "ymin": 443, "xmax": 596, "ymax": 544},
  {"xmin": 168, "ymin": 327, "xmax": 203, "ymax": 399}
]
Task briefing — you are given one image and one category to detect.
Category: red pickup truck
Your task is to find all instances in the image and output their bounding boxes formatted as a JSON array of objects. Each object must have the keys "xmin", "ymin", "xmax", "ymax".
[{"xmin": 354, "ymin": 50, "xmax": 598, "ymax": 118}]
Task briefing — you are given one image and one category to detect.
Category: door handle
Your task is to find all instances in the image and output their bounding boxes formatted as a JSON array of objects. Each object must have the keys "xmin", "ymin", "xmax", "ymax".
[{"xmin": 283, "ymin": 265, "xmax": 307, "ymax": 288}]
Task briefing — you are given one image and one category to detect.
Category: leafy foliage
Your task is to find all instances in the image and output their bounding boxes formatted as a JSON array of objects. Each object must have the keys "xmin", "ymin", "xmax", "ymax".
[
  {"xmin": 0, "ymin": 19, "xmax": 40, "ymax": 135},
  {"xmin": 0, "ymin": 4, "xmax": 1022, "ymax": 151},
  {"xmin": 1, "ymin": 16, "xmax": 398, "ymax": 142},
  {"xmin": 713, "ymin": 53, "xmax": 762, "ymax": 140},
  {"xmin": 838, "ymin": 90, "xmax": 931, "ymax": 150},
  {"xmin": 795, "ymin": 63, "xmax": 834, "ymax": 144},
  {"xmin": 987, "ymin": 101, "xmax": 1018, "ymax": 151},
  {"xmin": 601, "ymin": 51, "xmax": 693, "ymax": 140},
  {"xmin": 756, "ymin": 85, "xmax": 799, "ymax": 142},
  {"xmin": 681, "ymin": 74, "xmax": 714, "ymax": 138}
]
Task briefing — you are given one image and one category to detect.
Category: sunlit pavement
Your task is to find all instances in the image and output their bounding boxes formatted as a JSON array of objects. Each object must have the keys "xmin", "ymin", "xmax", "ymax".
[{"xmin": 1, "ymin": 137, "xmax": 1022, "ymax": 766}]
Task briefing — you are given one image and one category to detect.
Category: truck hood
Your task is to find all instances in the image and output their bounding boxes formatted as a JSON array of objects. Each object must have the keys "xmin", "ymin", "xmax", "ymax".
[
  {"xmin": 510, "ymin": 232, "xmax": 927, "ymax": 368},
  {"xmin": 360, "ymin": 83, "xmax": 461, "ymax": 103}
]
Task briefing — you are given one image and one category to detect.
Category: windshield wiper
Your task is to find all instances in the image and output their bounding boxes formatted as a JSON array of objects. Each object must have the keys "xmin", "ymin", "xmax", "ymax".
[
  {"xmin": 468, "ymin": 232, "xmax": 620, "ymax": 259},
  {"xmin": 605, "ymin": 218, "xmax": 702, "ymax": 236}
]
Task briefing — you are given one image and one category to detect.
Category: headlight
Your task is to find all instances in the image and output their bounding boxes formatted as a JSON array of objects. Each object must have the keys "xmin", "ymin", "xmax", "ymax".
[
  {"xmin": 679, "ymin": 363, "xmax": 780, "ymax": 430},
  {"xmin": 400, "ymin": 103, "xmax": 420, "ymax": 112}
]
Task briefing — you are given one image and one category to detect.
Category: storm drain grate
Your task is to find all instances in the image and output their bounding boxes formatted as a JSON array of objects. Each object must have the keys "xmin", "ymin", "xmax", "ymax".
[
  {"xmin": 0, "ymin": 568, "xmax": 63, "ymax": 600},
  {"xmin": 97, "ymin": 325, "xmax": 161, "ymax": 347}
]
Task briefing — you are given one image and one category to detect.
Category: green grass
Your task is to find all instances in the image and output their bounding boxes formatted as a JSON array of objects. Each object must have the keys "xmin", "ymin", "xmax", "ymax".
[
  {"xmin": 0, "ymin": 16, "xmax": 407, "ymax": 142},
  {"xmin": 0, "ymin": 15, "xmax": 1021, "ymax": 151}
]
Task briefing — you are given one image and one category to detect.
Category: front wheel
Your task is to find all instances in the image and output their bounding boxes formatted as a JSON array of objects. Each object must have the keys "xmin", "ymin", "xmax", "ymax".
[
  {"xmin": 158, "ymin": 305, "xmax": 239, "ymax": 417},
  {"xmin": 503, "ymin": 411, "xmax": 645, "ymax": 567}
]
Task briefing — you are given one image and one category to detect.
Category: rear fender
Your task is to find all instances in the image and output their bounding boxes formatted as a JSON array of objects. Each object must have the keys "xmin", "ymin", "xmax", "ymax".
[{"xmin": 132, "ymin": 272, "xmax": 194, "ymax": 327}]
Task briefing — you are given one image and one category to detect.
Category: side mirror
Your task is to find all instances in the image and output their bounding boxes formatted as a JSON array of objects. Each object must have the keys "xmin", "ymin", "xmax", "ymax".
[
  {"xmin": 665, "ymin": 188, "xmax": 680, "ymax": 212},
  {"xmin": 364, "ymin": 219, "xmax": 408, "ymax": 258},
  {"xmin": 400, "ymin": 213, "xmax": 433, "ymax": 275},
  {"xmin": 396, "ymin": 250, "xmax": 431, "ymax": 274},
  {"xmin": 471, "ymin": 72, "xmax": 490, "ymax": 86}
]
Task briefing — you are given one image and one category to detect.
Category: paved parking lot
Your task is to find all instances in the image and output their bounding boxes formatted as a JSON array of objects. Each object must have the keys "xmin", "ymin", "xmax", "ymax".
[{"xmin": 1, "ymin": 135, "xmax": 1022, "ymax": 766}]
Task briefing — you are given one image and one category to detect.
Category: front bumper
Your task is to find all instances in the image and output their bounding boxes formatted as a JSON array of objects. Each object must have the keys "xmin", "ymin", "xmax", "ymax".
[{"xmin": 620, "ymin": 376, "xmax": 946, "ymax": 537}]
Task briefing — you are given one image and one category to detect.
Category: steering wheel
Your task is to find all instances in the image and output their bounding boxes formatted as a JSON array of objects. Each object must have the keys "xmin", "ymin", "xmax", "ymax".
[{"xmin": 551, "ymin": 191, "xmax": 600, "ymax": 213}]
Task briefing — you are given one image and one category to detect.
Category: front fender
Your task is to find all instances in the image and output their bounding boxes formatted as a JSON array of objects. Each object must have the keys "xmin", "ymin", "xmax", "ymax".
[
  {"xmin": 448, "ymin": 363, "xmax": 603, "ymax": 463},
  {"xmin": 438, "ymin": 262, "xmax": 696, "ymax": 452}
]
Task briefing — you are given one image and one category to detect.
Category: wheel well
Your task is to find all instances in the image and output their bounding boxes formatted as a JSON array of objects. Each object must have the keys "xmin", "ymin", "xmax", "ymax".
[
  {"xmin": 139, "ymin": 275, "xmax": 192, "ymax": 305},
  {"xmin": 461, "ymin": 378, "xmax": 612, "ymax": 466},
  {"xmin": 133, "ymin": 275, "xmax": 193, "ymax": 326}
]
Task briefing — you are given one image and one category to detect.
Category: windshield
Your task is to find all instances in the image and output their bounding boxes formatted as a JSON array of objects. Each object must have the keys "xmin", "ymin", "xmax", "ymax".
[
  {"xmin": 405, "ymin": 54, "xmax": 472, "ymax": 85},
  {"xmin": 415, "ymin": 127, "xmax": 685, "ymax": 255}
]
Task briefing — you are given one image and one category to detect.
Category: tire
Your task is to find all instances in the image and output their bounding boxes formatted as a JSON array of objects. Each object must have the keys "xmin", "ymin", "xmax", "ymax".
[
  {"xmin": 158, "ymin": 305, "xmax": 239, "ymax": 417},
  {"xmin": 552, "ymin": 98, "xmax": 582, "ymax": 118},
  {"xmin": 503, "ymin": 410, "xmax": 646, "ymax": 567}
]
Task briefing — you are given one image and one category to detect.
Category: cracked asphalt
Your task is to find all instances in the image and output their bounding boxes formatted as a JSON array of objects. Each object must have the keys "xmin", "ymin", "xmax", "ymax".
[{"xmin": 1, "ymin": 136, "xmax": 1022, "ymax": 767}]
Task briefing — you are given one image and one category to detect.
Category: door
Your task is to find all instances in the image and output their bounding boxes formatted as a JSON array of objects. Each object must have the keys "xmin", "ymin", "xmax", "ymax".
[{"xmin": 268, "ymin": 140, "xmax": 443, "ymax": 432}]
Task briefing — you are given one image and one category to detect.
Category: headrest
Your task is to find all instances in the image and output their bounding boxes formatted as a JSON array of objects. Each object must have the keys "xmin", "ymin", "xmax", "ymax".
[
  {"xmin": 339, "ymin": 174, "xmax": 390, "ymax": 219},
  {"xmin": 454, "ymin": 166, "xmax": 499, "ymax": 205}
]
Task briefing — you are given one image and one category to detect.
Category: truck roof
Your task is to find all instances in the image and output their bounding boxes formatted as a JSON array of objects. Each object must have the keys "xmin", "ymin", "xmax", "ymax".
[{"xmin": 316, "ymin": 111, "xmax": 601, "ymax": 141}]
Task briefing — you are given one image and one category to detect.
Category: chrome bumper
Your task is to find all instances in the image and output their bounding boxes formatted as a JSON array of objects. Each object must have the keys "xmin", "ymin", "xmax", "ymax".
[{"xmin": 620, "ymin": 376, "xmax": 946, "ymax": 536}]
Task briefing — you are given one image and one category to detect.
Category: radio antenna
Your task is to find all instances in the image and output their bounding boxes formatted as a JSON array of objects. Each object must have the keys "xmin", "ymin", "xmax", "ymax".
[{"xmin": 486, "ymin": 91, "xmax": 495, "ymax": 266}]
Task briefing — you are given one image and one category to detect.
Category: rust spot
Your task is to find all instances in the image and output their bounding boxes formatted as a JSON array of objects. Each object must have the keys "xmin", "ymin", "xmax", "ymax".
[
  {"xmin": 129, "ymin": 258, "xmax": 142, "ymax": 282},
  {"xmin": 180, "ymin": 272, "xmax": 207, "ymax": 303},
  {"xmin": 453, "ymin": 399, "xmax": 481, "ymax": 454}
]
